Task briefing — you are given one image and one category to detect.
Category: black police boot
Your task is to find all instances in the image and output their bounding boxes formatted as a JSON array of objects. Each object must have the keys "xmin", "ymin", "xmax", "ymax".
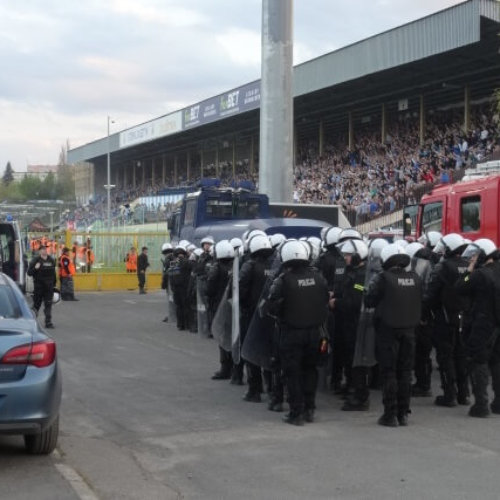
[
  {"xmin": 434, "ymin": 372, "xmax": 457, "ymax": 407},
  {"xmin": 490, "ymin": 363, "xmax": 500, "ymax": 414},
  {"xmin": 397, "ymin": 410, "xmax": 410, "ymax": 426},
  {"xmin": 303, "ymin": 409, "xmax": 315, "ymax": 423},
  {"xmin": 162, "ymin": 316, "xmax": 169, "ymax": 323},
  {"xmin": 268, "ymin": 399, "xmax": 284, "ymax": 412},
  {"xmin": 331, "ymin": 380, "xmax": 344, "ymax": 395},
  {"xmin": 242, "ymin": 391, "xmax": 261, "ymax": 403},
  {"xmin": 469, "ymin": 364, "xmax": 490, "ymax": 417},
  {"xmin": 457, "ymin": 382, "xmax": 470, "ymax": 406},
  {"xmin": 212, "ymin": 370, "xmax": 231, "ymax": 380},
  {"xmin": 45, "ymin": 321, "xmax": 55, "ymax": 329},
  {"xmin": 230, "ymin": 363, "xmax": 244, "ymax": 385},
  {"xmin": 378, "ymin": 413, "xmax": 398, "ymax": 427},
  {"xmin": 341, "ymin": 396, "xmax": 369, "ymax": 411},
  {"xmin": 412, "ymin": 384, "xmax": 432, "ymax": 397},
  {"xmin": 282, "ymin": 412, "xmax": 304, "ymax": 426}
]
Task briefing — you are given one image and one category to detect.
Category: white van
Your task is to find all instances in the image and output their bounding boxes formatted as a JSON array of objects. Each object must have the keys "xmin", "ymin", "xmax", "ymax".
[{"xmin": 0, "ymin": 221, "xmax": 27, "ymax": 293}]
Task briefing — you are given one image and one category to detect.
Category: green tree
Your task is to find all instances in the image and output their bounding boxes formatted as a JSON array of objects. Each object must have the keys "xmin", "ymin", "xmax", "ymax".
[
  {"xmin": 56, "ymin": 139, "xmax": 75, "ymax": 201},
  {"xmin": 2, "ymin": 161, "xmax": 14, "ymax": 186},
  {"xmin": 40, "ymin": 172, "xmax": 57, "ymax": 199},
  {"xmin": 19, "ymin": 174, "xmax": 42, "ymax": 200}
]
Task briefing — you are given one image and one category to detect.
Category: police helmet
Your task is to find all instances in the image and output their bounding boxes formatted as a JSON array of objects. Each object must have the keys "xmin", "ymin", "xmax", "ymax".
[
  {"xmin": 249, "ymin": 234, "xmax": 272, "ymax": 256},
  {"xmin": 214, "ymin": 240, "xmax": 235, "ymax": 260},
  {"xmin": 307, "ymin": 238, "xmax": 321, "ymax": 261},
  {"xmin": 340, "ymin": 239, "xmax": 369, "ymax": 261},
  {"xmin": 200, "ymin": 235, "xmax": 215, "ymax": 246},
  {"xmin": 174, "ymin": 245, "xmax": 187, "ymax": 256},
  {"xmin": 280, "ymin": 240, "xmax": 309, "ymax": 264},
  {"xmin": 178, "ymin": 239, "xmax": 190, "ymax": 248},
  {"xmin": 462, "ymin": 238, "xmax": 497, "ymax": 265},
  {"xmin": 323, "ymin": 227, "xmax": 343, "ymax": 247},
  {"xmin": 244, "ymin": 229, "xmax": 267, "ymax": 252},
  {"xmin": 269, "ymin": 233, "xmax": 286, "ymax": 249},
  {"xmin": 320, "ymin": 226, "xmax": 331, "ymax": 240},
  {"xmin": 433, "ymin": 233, "xmax": 466, "ymax": 257},
  {"xmin": 230, "ymin": 237, "xmax": 243, "ymax": 250},
  {"xmin": 381, "ymin": 243, "xmax": 410, "ymax": 270},
  {"xmin": 338, "ymin": 228, "xmax": 363, "ymax": 243},
  {"xmin": 187, "ymin": 243, "xmax": 197, "ymax": 253},
  {"xmin": 405, "ymin": 242, "xmax": 424, "ymax": 259},
  {"xmin": 418, "ymin": 231, "xmax": 442, "ymax": 249},
  {"xmin": 368, "ymin": 238, "xmax": 389, "ymax": 259},
  {"xmin": 161, "ymin": 242, "xmax": 173, "ymax": 253},
  {"xmin": 52, "ymin": 288, "xmax": 61, "ymax": 305},
  {"xmin": 193, "ymin": 248, "xmax": 204, "ymax": 258},
  {"xmin": 395, "ymin": 239, "xmax": 409, "ymax": 249}
]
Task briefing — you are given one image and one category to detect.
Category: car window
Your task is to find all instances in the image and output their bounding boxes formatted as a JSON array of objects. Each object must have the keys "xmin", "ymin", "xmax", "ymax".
[{"xmin": 0, "ymin": 286, "xmax": 21, "ymax": 319}]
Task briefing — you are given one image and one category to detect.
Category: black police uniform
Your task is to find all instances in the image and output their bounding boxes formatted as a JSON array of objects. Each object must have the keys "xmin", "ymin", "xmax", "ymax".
[
  {"xmin": 207, "ymin": 258, "xmax": 234, "ymax": 379},
  {"xmin": 192, "ymin": 251, "xmax": 213, "ymax": 332},
  {"xmin": 456, "ymin": 260, "xmax": 500, "ymax": 416},
  {"xmin": 239, "ymin": 249, "xmax": 274, "ymax": 398},
  {"xmin": 410, "ymin": 250, "xmax": 434, "ymax": 396},
  {"xmin": 267, "ymin": 262, "xmax": 328, "ymax": 424},
  {"xmin": 161, "ymin": 251, "xmax": 174, "ymax": 322},
  {"xmin": 137, "ymin": 251, "xmax": 149, "ymax": 293},
  {"xmin": 365, "ymin": 266, "xmax": 422, "ymax": 425},
  {"xmin": 27, "ymin": 252, "xmax": 56, "ymax": 327},
  {"xmin": 424, "ymin": 255, "xmax": 470, "ymax": 406},
  {"xmin": 169, "ymin": 252, "xmax": 192, "ymax": 330},
  {"xmin": 335, "ymin": 262, "xmax": 368, "ymax": 409},
  {"xmin": 314, "ymin": 246, "xmax": 346, "ymax": 392}
]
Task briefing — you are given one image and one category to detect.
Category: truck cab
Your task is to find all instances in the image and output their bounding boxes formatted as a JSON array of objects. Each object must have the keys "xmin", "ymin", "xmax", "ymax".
[
  {"xmin": 168, "ymin": 185, "xmax": 328, "ymax": 244},
  {"xmin": 413, "ymin": 160, "xmax": 500, "ymax": 245}
]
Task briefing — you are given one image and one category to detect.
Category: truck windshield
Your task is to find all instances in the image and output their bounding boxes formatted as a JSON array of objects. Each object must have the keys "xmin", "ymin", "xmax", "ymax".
[
  {"xmin": 205, "ymin": 197, "xmax": 261, "ymax": 220},
  {"xmin": 421, "ymin": 201, "xmax": 443, "ymax": 233}
]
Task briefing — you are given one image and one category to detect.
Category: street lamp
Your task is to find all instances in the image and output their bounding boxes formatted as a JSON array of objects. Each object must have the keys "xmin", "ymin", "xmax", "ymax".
[{"xmin": 48, "ymin": 210, "xmax": 55, "ymax": 239}]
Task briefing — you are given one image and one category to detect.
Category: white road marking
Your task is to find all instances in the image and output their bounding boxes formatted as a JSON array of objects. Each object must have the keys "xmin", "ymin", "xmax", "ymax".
[{"xmin": 55, "ymin": 463, "xmax": 99, "ymax": 500}]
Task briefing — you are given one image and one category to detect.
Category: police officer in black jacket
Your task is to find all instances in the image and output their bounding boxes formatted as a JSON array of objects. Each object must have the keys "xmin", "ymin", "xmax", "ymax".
[
  {"xmin": 160, "ymin": 243, "xmax": 174, "ymax": 322},
  {"xmin": 207, "ymin": 240, "xmax": 235, "ymax": 380},
  {"xmin": 239, "ymin": 234, "xmax": 275, "ymax": 400},
  {"xmin": 27, "ymin": 244, "xmax": 56, "ymax": 328},
  {"xmin": 424, "ymin": 233, "xmax": 470, "ymax": 407},
  {"xmin": 365, "ymin": 243, "xmax": 422, "ymax": 427},
  {"xmin": 331, "ymin": 238, "xmax": 370, "ymax": 411},
  {"xmin": 314, "ymin": 227, "xmax": 346, "ymax": 393},
  {"xmin": 265, "ymin": 240, "xmax": 329, "ymax": 426},
  {"xmin": 137, "ymin": 247, "xmax": 150, "ymax": 294},
  {"xmin": 169, "ymin": 245, "xmax": 192, "ymax": 330},
  {"xmin": 456, "ymin": 238, "xmax": 500, "ymax": 417}
]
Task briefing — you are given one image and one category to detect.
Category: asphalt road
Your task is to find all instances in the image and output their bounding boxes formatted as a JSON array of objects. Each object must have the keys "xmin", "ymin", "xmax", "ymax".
[{"xmin": 1, "ymin": 290, "xmax": 500, "ymax": 499}]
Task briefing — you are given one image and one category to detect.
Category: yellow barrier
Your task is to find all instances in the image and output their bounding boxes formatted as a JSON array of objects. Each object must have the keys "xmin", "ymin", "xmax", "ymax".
[{"xmin": 72, "ymin": 273, "xmax": 162, "ymax": 291}]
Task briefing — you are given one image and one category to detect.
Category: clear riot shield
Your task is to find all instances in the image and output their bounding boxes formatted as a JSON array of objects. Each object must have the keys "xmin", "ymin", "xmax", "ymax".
[
  {"xmin": 231, "ymin": 253, "xmax": 241, "ymax": 364},
  {"xmin": 352, "ymin": 256, "xmax": 380, "ymax": 367},
  {"xmin": 211, "ymin": 282, "xmax": 232, "ymax": 352},
  {"xmin": 196, "ymin": 277, "xmax": 210, "ymax": 338},
  {"xmin": 241, "ymin": 254, "xmax": 281, "ymax": 370},
  {"xmin": 168, "ymin": 281, "xmax": 177, "ymax": 324}
]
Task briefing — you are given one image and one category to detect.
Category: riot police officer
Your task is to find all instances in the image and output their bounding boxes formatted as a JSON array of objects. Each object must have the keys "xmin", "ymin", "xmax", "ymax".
[
  {"xmin": 456, "ymin": 239, "xmax": 500, "ymax": 417},
  {"xmin": 239, "ymin": 234, "xmax": 275, "ymax": 400},
  {"xmin": 265, "ymin": 240, "xmax": 329, "ymax": 425},
  {"xmin": 169, "ymin": 244, "xmax": 192, "ymax": 331},
  {"xmin": 27, "ymin": 244, "xmax": 57, "ymax": 328},
  {"xmin": 207, "ymin": 240, "xmax": 235, "ymax": 380},
  {"xmin": 331, "ymin": 238, "xmax": 370, "ymax": 411},
  {"xmin": 314, "ymin": 227, "xmax": 346, "ymax": 393},
  {"xmin": 424, "ymin": 233, "xmax": 470, "ymax": 407},
  {"xmin": 365, "ymin": 243, "xmax": 422, "ymax": 427},
  {"xmin": 161, "ymin": 243, "xmax": 174, "ymax": 322}
]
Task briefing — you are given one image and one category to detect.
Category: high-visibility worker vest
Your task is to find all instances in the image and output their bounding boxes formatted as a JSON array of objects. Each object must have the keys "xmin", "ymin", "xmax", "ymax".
[
  {"xmin": 59, "ymin": 255, "xmax": 76, "ymax": 277},
  {"xmin": 125, "ymin": 252, "xmax": 138, "ymax": 272}
]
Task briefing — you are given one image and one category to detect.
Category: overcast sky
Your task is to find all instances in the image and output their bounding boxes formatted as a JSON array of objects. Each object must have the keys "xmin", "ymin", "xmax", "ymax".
[{"xmin": 0, "ymin": 0, "xmax": 464, "ymax": 172}]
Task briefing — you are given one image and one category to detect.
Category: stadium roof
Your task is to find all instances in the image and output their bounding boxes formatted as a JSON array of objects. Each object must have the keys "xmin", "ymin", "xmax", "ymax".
[{"xmin": 68, "ymin": 0, "xmax": 500, "ymax": 165}]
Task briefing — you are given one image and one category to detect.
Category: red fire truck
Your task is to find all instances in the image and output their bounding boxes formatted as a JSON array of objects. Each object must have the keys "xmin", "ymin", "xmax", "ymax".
[{"xmin": 413, "ymin": 160, "xmax": 500, "ymax": 245}]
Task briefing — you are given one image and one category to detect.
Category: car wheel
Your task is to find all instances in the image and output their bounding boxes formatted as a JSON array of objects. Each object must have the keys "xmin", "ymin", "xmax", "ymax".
[{"xmin": 24, "ymin": 415, "xmax": 59, "ymax": 455}]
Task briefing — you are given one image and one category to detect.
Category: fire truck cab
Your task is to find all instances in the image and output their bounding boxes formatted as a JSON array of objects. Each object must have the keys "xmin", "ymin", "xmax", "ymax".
[{"xmin": 415, "ymin": 160, "xmax": 500, "ymax": 245}]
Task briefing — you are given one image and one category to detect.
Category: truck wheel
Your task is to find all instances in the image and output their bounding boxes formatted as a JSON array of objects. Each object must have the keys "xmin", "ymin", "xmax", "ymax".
[{"xmin": 24, "ymin": 415, "xmax": 59, "ymax": 455}]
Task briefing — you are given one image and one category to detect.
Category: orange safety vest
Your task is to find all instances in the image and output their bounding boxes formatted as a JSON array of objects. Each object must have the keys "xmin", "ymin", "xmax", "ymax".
[
  {"xmin": 86, "ymin": 249, "xmax": 95, "ymax": 265},
  {"xmin": 125, "ymin": 252, "xmax": 137, "ymax": 272},
  {"xmin": 59, "ymin": 255, "xmax": 76, "ymax": 277}
]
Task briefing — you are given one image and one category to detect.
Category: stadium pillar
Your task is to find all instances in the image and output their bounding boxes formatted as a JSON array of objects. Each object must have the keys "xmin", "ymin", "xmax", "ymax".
[
  {"xmin": 348, "ymin": 111, "xmax": 354, "ymax": 150},
  {"xmin": 162, "ymin": 155, "xmax": 166, "ymax": 185},
  {"xmin": 419, "ymin": 95, "xmax": 426, "ymax": 146},
  {"xmin": 250, "ymin": 136, "xmax": 255, "ymax": 174},
  {"xmin": 464, "ymin": 84, "xmax": 470, "ymax": 132},
  {"xmin": 215, "ymin": 146, "xmax": 219, "ymax": 177},
  {"xmin": 151, "ymin": 157, "xmax": 155, "ymax": 186},
  {"xmin": 200, "ymin": 149, "xmax": 204, "ymax": 178},
  {"xmin": 133, "ymin": 162, "xmax": 136, "ymax": 188},
  {"xmin": 142, "ymin": 161, "xmax": 145, "ymax": 188},
  {"xmin": 174, "ymin": 155, "xmax": 179, "ymax": 183},
  {"xmin": 123, "ymin": 164, "xmax": 127, "ymax": 188},
  {"xmin": 232, "ymin": 140, "xmax": 236, "ymax": 179},
  {"xmin": 381, "ymin": 104, "xmax": 387, "ymax": 143},
  {"xmin": 319, "ymin": 120, "xmax": 324, "ymax": 156},
  {"xmin": 186, "ymin": 151, "xmax": 191, "ymax": 182},
  {"xmin": 259, "ymin": 0, "xmax": 294, "ymax": 203}
]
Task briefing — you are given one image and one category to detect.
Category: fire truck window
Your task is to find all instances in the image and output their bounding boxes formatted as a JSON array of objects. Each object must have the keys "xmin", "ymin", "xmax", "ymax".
[
  {"xmin": 461, "ymin": 196, "xmax": 480, "ymax": 232},
  {"xmin": 422, "ymin": 201, "xmax": 443, "ymax": 233}
]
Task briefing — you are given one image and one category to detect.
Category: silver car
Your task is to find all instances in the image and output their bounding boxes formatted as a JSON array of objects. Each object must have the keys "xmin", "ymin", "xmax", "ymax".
[{"xmin": 0, "ymin": 273, "xmax": 61, "ymax": 454}]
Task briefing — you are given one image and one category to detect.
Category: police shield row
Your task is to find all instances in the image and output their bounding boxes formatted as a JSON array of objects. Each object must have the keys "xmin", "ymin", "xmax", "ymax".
[{"xmin": 159, "ymin": 228, "xmax": 500, "ymax": 427}]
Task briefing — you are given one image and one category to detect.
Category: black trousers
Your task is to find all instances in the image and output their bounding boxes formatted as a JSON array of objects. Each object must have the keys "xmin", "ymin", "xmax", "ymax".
[
  {"xmin": 414, "ymin": 322, "xmax": 433, "ymax": 390},
  {"xmin": 280, "ymin": 327, "xmax": 320, "ymax": 416},
  {"xmin": 376, "ymin": 326, "xmax": 415, "ymax": 416},
  {"xmin": 173, "ymin": 289, "xmax": 189, "ymax": 329},
  {"xmin": 33, "ymin": 282, "xmax": 54, "ymax": 324},
  {"xmin": 138, "ymin": 272, "xmax": 146, "ymax": 290}
]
